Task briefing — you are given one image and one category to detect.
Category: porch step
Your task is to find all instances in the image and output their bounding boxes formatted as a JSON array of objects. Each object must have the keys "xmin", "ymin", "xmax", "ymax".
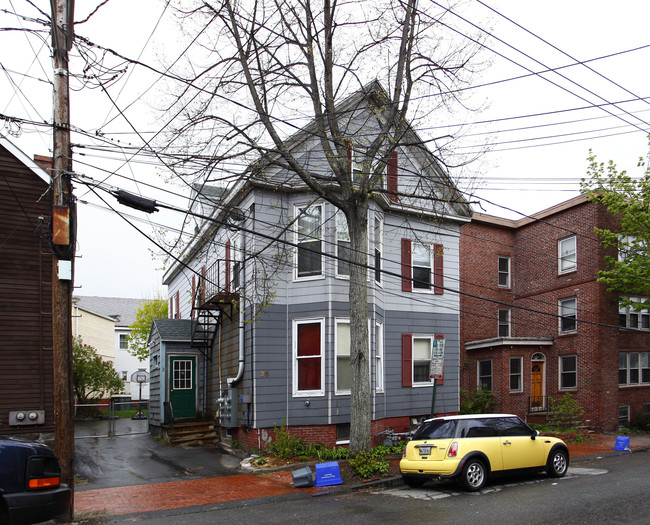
[{"xmin": 162, "ymin": 421, "xmax": 220, "ymax": 446}]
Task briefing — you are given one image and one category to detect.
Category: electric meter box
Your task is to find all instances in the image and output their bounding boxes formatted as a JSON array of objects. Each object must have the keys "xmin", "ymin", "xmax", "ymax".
[{"xmin": 218, "ymin": 388, "xmax": 238, "ymax": 428}]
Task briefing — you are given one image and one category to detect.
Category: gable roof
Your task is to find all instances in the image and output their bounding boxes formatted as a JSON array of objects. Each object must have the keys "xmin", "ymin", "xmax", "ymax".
[
  {"xmin": 150, "ymin": 318, "xmax": 194, "ymax": 342},
  {"xmin": 74, "ymin": 296, "xmax": 146, "ymax": 327},
  {"xmin": 0, "ymin": 135, "xmax": 50, "ymax": 184}
]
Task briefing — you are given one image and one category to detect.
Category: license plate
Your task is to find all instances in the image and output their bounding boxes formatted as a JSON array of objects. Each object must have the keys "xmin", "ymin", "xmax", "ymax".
[{"xmin": 418, "ymin": 446, "xmax": 431, "ymax": 455}]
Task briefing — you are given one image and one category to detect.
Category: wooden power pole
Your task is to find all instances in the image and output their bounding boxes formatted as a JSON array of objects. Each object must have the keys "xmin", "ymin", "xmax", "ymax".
[{"xmin": 51, "ymin": 0, "xmax": 75, "ymax": 518}]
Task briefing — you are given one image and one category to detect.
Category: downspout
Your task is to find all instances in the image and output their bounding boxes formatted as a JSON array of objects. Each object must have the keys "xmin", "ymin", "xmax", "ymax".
[{"xmin": 227, "ymin": 226, "xmax": 246, "ymax": 386}]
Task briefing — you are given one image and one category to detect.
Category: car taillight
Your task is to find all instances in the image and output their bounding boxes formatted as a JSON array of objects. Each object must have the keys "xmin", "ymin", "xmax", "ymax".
[
  {"xmin": 448, "ymin": 442, "xmax": 458, "ymax": 457},
  {"xmin": 403, "ymin": 447, "xmax": 407, "ymax": 457},
  {"xmin": 27, "ymin": 455, "xmax": 62, "ymax": 490},
  {"xmin": 29, "ymin": 477, "xmax": 61, "ymax": 489}
]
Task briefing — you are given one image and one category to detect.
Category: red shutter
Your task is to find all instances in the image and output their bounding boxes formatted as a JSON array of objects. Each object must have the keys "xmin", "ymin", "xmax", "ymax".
[
  {"xmin": 225, "ymin": 240, "xmax": 231, "ymax": 293},
  {"xmin": 175, "ymin": 291, "xmax": 180, "ymax": 319},
  {"xmin": 401, "ymin": 238, "xmax": 412, "ymax": 292},
  {"xmin": 191, "ymin": 275, "xmax": 196, "ymax": 319},
  {"xmin": 402, "ymin": 333, "xmax": 413, "ymax": 387},
  {"xmin": 435, "ymin": 334, "xmax": 445, "ymax": 385},
  {"xmin": 387, "ymin": 151, "xmax": 398, "ymax": 201},
  {"xmin": 169, "ymin": 297, "xmax": 173, "ymax": 319},
  {"xmin": 433, "ymin": 243, "xmax": 444, "ymax": 295}
]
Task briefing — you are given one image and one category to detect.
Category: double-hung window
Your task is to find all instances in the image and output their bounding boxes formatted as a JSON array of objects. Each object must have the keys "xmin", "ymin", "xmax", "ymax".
[
  {"xmin": 478, "ymin": 359, "xmax": 493, "ymax": 391},
  {"xmin": 498, "ymin": 309, "xmax": 511, "ymax": 337},
  {"xmin": 402, "ymin": 334, "xmax": 444, "ymax": 387},
  {"xmin": 559, "ymin": 297, "xmax": 577, "ymax": 333},
  {"xmin": 558, "ymin": 236, "xmax": 577, "ymax": 274},
  {"xmin": 374, "ymin": 214, "xmax": 383, "ymax": 284},
  {"xmin": 498, "ymin": 256, "xmax": 511, "ymax": 288},
  {"xmin": 412, "ymin": 243, "xmax": 432, "ymax": 290},
  {"xmin": 559, "ymin": 355, "xmax": 577, "ymax": 390},
  {"xmin": 119, "ymin": 334, "xmax": 128, "ymax": 350},
  {"xmin": 375, "ymin": 321, "xmax": 384, "ymax": 392},
  {"xmin": 336, "ymin": 212, "xmax": 351, "ymax": 277},
  {"xmin": 509, "ymin": 357, "xmax": 522, "ymax": 392},
  {"xmin": 335, "ymin": 320, "xmax": 351, "ymax": 393},
  {"xmin": 296, "ymin": 205, "xmax": 323, "ymax": 278},
  {"xmin": 618, "ymin": 298, "xmax": 650, "ymax": 330},
  {"xmin": 619, "ymin": 352, "xmax": 650, "ymax": 386},
  {"xmin": 293, "ymin": 319, "xmax": 324, "ymax": 395},
  {"xmin": 401, "ymin": 239, "xmax": 443, "ymax": 294}
]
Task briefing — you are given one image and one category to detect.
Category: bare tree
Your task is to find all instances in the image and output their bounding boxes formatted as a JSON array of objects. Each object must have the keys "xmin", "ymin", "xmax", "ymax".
[{"xmin": 163, "ymin": 0, "xmax": 481, "ymax": 451}]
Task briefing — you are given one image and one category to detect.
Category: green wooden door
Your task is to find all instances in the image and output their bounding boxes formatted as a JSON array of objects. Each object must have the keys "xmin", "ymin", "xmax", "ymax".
[{"xmin": 169, "ymin": 356, "xmax": 196, "ymax": 419}]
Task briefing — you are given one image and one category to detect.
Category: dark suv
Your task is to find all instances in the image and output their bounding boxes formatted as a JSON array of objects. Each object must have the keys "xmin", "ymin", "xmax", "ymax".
[{"xmin": 0, "ymin": 436, "xmax": 71, "ymax": 525}]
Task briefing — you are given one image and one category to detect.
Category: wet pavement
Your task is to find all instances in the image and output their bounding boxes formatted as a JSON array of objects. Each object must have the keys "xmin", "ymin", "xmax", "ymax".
[{"xmin": 72, "ymin": 433, "xmax": 650, "ymax": 521}]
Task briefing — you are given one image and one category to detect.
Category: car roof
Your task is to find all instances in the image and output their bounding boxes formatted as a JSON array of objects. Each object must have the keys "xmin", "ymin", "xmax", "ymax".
[{"xmin": 422, "ymin": 414, "xmax": 518, "ymax": 423}]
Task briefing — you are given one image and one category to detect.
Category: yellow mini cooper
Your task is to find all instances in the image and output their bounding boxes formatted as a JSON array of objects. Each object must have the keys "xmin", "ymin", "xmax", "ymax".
[{"xmin": 400, "ymin": 414, "xmax": 569, "ymax": 491}]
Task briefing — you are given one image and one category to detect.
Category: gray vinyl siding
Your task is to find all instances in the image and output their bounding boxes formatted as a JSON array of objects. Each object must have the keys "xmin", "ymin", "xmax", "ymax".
[{"xmin": 248, "ymin": 303, "xmax": 459, "ymax": 429}]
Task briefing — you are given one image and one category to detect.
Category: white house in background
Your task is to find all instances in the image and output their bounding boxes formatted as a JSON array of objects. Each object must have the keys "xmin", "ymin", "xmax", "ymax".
[{"xmin": 73, "ymin": 296, "xmax": 150, "ymax": 400}]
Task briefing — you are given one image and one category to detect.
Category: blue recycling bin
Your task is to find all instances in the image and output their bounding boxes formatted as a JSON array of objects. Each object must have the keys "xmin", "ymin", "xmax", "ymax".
[
  {"xmin": 614, "ymin": 436, "xmax": 631, "ymax": 451},
  {"xmin": 314, "ymin": 461, "xmax": 343, "ymax": 487}
]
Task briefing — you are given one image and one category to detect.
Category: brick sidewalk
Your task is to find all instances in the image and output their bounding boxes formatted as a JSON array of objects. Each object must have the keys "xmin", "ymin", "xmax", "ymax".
[
  {"xmin": 74, "ymin": 433, "xmax": 650, "ymax": 518},
  {"xmin": 74, "ymin": 471, "xmax": 316, "ymax": 517}
]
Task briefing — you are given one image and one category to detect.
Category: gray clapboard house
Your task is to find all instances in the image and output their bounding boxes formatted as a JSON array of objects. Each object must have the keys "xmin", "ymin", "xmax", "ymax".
[{"xmin": 148, "ymin": 84, "xmax": 472, "ymax": 448}]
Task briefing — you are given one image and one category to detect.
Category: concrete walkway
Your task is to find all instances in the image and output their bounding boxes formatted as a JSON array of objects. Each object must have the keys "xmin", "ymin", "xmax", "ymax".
[{"xmin": 73, "ymin": 433, "xmax": 650, "ymax": 519}]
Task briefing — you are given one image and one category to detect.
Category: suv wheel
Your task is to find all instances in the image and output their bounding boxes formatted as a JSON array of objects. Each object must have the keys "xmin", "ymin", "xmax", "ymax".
[
  {"xmin": 547, "ymin": 449, "xmax": 568, "ymax": 478},
  {"xmin": 459, "ymin": 458, "xmax": 486, "ymax": 491}
]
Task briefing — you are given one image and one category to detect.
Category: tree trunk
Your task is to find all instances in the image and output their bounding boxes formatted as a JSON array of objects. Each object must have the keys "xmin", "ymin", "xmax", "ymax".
[{"xmin": 347, "ymin": 202, "xmax": 371, "ymax": 452}]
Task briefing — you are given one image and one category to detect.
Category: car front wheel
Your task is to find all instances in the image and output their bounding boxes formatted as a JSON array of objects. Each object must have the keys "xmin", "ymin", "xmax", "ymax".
[
  {"xmin": 547, "ymin": 449, "xmax": 568, "ymax": 478},
  {"xmin": 459, "ymin": 459, "xmax": 486, "ymax": 491}
]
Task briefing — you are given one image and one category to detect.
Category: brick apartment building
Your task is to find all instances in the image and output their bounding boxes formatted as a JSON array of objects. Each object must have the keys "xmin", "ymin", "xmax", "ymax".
[{"xmin": 460, "ymin": 195, "xmax": 650, "ymax": 431}]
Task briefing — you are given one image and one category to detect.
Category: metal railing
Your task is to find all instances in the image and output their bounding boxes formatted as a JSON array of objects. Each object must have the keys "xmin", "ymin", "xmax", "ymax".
[
  {"xmin": 74, "ymin": 401, "xmax": 149, "ymax": 438},
  {"xmin": 529, "ymin": 396, "xmax": 548, "ymax": 413}
]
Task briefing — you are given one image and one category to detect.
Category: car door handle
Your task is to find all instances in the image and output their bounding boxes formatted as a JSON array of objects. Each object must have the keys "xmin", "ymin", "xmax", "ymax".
[{"xmin": 502, "ymin": 440, "xmax": 512, "ymax": 445}]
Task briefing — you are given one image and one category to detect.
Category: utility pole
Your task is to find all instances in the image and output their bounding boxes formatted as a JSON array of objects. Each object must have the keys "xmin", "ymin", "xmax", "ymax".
[{"xmin": 51, "ymin": 0, "xmax": 75, "ymax": 518}]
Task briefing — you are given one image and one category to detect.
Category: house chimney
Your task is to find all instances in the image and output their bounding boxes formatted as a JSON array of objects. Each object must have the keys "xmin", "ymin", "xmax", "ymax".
[{"xmin": 33, "ymin": 155, "xmax": 53, "ymax": 174}]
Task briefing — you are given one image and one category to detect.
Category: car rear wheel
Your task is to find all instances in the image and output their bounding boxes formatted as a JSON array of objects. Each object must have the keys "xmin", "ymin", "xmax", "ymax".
[
  {"xmin": 402, "ymin": 475, "xmax": 426, "ymax": 488},
  {"xmin": 459, "ymin": 459, "xmax": 486, "ymax": 491},
  {"xmin": 547, "ymin": 449, "xmax": 568, "ymax": 478}
]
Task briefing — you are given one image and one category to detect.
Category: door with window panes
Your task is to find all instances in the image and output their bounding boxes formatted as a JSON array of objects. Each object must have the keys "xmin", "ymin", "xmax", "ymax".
[{"xmin": 169, "ymin": 356, "xmax": 196, "ymax": 419}]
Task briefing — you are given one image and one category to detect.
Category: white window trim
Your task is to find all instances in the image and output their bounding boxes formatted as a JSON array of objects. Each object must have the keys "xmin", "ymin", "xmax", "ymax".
[
  {"xmin": 559, "ymin": 354, "xmax": 578, "ymax": 391},
  {"xmin": 509, "ymin": 356, "xmax": 523, "ymax": 393},
  {"xmin": 412, "ymin": 242, "xmax": 433, "ymax": 294},
  {"xmin": 498, "ymin": 308, "xmax": 511, "ymax": 338},
  {"xmin": 335, "ymin": 211, "xmax": 351, "ymax": 279},
  {"xmin": 619, "ymin": 351, "xmax": 650, "ymax": 386},
  {"xmin": 477, "ymin": 358, "xmax": 493, "ymax": 391},
  {"xmin": 412, "ymin": 335, "xmax": 435, "ymax": 387},
  {"xmin": 558, "ymin": 236, "xmax": 577, "ymax": 274},
  {"xmin": 292, "ymin": 318, "xmax": 325, "ymax": 397},
  {"xmin": 375, "ymin": 321, "xmax": 384, "ymax": 393},
  {"xmin": 498, "ymin": 256, "xmax": 511, "ymax": 288},
  {"xmin": 374, "ymin": 214, "xmax": 383, "ymax": 287},
  {"xmin": 294, "ymin": 204, "xmax": 324, "ymax": 281},
  {"xmin": 558, "ymin": 297, "xmax": 577, "ymax": 334},
  {"xmin": 335, "ymin": 319, "xmax": 351, "ymax": 395}
]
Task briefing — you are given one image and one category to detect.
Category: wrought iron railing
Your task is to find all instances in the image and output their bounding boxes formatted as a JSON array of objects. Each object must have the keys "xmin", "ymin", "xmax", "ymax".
[{"xmin": 529, "ymin": 396, "xmax": 548, "ymax": 413}]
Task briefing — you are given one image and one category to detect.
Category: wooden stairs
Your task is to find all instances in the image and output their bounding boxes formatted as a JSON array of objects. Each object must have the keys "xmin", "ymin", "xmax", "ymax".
[{"xmin": 162, "ymin": 420, "xmax": 219, "ymax": 446}]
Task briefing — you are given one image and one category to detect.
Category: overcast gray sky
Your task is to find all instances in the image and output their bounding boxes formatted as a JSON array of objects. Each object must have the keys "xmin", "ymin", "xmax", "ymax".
[{"xmin": 2, "ymin": 0, "xmax": 649, "ymax": 297}]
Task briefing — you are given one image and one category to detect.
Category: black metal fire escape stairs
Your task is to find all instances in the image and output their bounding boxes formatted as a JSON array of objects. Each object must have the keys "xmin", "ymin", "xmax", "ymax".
[{"xmin": 190, "ymin": 258, "xmax": 240, "ymax": 358}]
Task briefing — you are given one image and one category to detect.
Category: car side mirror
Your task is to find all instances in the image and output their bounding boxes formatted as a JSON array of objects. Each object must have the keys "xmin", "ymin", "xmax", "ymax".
[{"xmin": 531, "ymin": 430, "xmax": 539, "ymax": 440}]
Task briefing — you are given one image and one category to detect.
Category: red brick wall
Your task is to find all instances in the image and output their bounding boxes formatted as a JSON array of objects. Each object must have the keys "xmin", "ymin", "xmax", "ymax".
[{"xmin": 460, "ymin": 199, "xmax": 650, "ymax": 432}]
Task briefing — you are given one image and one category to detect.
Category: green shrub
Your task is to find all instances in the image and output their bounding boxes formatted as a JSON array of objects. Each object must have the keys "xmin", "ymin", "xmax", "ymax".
[
  {"xmin": 459, "ymin": 387, "xmax": 495, "ymax": 414},
  {"xmin": 549, "ymin": 393, "xmax": 585, "ymax": 431},
  {"xmin": 348, "ymin": 451, "xmax": 389, "ymax": 479},
  {"xmin": 269, "ymin": 420, "xmax": 306, "ymax": 460}
]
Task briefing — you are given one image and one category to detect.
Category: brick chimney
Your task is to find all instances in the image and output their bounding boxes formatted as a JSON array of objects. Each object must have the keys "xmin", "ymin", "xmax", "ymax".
[{"xmin": 33, "ymin": 155, "xmax": 53, "ymax": 174}]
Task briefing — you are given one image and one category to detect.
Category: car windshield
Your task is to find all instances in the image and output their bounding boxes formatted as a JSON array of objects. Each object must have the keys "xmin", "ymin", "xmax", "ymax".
[{"xmin": 413, "ymin": 419, "xmax": 456, "ymax": 440}]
